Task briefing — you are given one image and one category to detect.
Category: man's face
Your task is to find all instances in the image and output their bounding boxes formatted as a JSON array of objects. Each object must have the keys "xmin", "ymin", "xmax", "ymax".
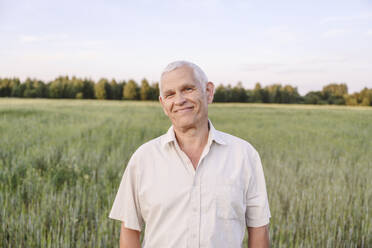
[{"xmin": 159, "ymin": 65, "xmax": 214, "ymax": 129}]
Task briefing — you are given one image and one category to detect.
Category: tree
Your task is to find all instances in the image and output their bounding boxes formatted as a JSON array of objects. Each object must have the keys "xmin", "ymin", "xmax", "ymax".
[
  {"xmin": 118, "ymin": 80, "xmax": 126, "ymax": 100},
  {"xmin": 109, "ymin": 79, "xmax": 121, "ymax": 100},
  {"xmin": 322, "ymin": 83, "xmax": 348, "ymax": 105},
  {"xmin": 358, "ymin": 88, "xmax": 372, "ymax": 106},
  {"xmin": 344, "ymin": 94, "xmax": 358, "ymax": 106},
  {"xmin": 252, "ymin": 82, "xmax": 261, "ymax": 102},
  {"xmin": 94, "ymin": 78, "xmax": 110, "ymax": 100},
  {"xmin": 246, "ymin": 89, "xmax": 254, "ymax": 103},
  {"xmin": 123, "ymin": 79, "xmax": 139, "ymax": 100},
  {"xmin": 140, "ymin": 78, "xmax": 151, "ymax": 100},
  {"xmin": 224, "ymin": 84, "xmax": 234, "ymax": 102},
  {"xmin": 214, "ymin": 84, "xmax": 227, "ymax": 102},
  {"xmin": 281, "ymin": 85, "xmax": 301, "ymax": 103},
  {"xmin": 265, "ymin": 84, "xmax": 282, "ymax": 103},
  {"xmin": 0, "ymin": 78, "xmax": 12, "ymax": 97},
  {"xmin": 323, "ymin": 83, "xmax": 348, "ymax": 97},
  {"xmin": 71, "ymin": 77, "xmax": 83, "ymax": 99},
  {"xmin": 33, "ymin": 80, "xmax": 48, "ymax": 97},
  {"xmin": 231, "ymin": 82, "xmax": 248, "ymax": 102},
  {"xmin": 81, "ymin": 79, "xmax": 95, "ymax": 99},
  {"xmin": 304, "ymin": 91, "xmax": 325, "ymax": 105},
  {"xmin": 48, "ymin": 77, "xmax": 64, "ymax": 98},
  {"xmin": 11, "ymin": 79, "xmax": 25, "ymax": 97},
  {"xmin": 148, "ymin": 82, "xmax": 159, "ymax": 100},
  {"xmin": 48, "ymin": 76, "xmax": 73, "ymax": 98},
  {"xmin": 252, "ymin": 82, "xmax": 268, "ymax": 103},
  {"xmin": 22, "ymin": 78, "xmax": 47, "ymax": 98}
]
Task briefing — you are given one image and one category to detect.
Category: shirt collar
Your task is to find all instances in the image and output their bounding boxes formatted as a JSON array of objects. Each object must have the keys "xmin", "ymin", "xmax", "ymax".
[{"xmin": 161, "ymin": 119, "xmax": 226, "ymax": 148}]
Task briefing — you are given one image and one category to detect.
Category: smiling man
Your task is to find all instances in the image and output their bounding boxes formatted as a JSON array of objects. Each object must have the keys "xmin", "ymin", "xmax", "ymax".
[{"xmin": 109, "ymin": 61, "xmax": 271, "ymax": 248}]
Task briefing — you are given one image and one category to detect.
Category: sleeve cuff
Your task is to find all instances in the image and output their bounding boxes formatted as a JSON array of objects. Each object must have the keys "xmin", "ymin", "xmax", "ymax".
[
  {"xmin": 246, "ymin": 217, "xmax": 270, "ymax": 227},
  {"xmin": 108, "ymin": 213, "xmax": 143, "ymax": 232}
]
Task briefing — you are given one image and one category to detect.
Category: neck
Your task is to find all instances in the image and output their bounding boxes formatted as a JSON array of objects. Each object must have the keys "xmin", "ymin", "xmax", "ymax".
[{"xmin": 173, "ymin": 119, "xmax": 209, "ymax": 152}]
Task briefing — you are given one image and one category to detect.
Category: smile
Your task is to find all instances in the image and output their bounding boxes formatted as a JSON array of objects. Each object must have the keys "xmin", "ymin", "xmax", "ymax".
[{"xmin": 175, "ymin": 107, "xmax": 194, "ymax": 113}]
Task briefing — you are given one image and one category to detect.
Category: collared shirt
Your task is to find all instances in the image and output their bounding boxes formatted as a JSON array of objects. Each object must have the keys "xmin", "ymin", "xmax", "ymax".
[{"xmin": 109, "ymin": 121, "xmax": 271, "ymax": 248}]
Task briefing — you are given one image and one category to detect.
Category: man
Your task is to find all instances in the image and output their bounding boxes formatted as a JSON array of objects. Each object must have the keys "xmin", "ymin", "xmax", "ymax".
[{"xmin": 109, "ymin": 61, "xmax": 271, "ymax": 248}]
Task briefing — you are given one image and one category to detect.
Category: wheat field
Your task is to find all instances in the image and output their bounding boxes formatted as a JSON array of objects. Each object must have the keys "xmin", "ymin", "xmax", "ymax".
[{"xmin": 1, "ymin": 99, "xmax": 371, "ymax": 247}]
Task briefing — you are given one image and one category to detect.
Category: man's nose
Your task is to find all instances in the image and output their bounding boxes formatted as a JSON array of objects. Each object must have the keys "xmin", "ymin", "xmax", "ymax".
[{"xmin": 174, "ymin": 92, "xmax": 186, "ymax": 105}]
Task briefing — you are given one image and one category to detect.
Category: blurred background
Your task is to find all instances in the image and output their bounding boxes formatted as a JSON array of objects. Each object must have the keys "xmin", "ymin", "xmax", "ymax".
[
  {"xmin": 1, "ymin": 0, "xmax": 372, "ymax": 247},
  {"xmin": 1, "ymin": 0, "xmax": 372, "ymax": 94}
]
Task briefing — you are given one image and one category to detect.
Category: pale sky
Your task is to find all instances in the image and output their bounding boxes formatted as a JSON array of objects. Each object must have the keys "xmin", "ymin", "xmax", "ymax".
[{"xmin": 1, "ymin": 0, "xmax": 371, "ymax": 94}]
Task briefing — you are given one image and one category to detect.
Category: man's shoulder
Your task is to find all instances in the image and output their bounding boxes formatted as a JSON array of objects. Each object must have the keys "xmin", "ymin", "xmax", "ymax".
[
  {"xmin": 133, "ymin": 134, "xmax": 164, "ymax": 156},
  {"xmin": 125, "ymin": 134, "xmax": 165, "ymax": 170},
  {"xmin": 216, "ymin": 129, "xmax": 259, "ymax": 155}
]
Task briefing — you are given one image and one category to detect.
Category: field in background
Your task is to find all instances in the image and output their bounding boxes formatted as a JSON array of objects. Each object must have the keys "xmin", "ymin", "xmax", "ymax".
[{"xmin": 1, "ymin": 99, "xmax": 371, "ymax": 247}]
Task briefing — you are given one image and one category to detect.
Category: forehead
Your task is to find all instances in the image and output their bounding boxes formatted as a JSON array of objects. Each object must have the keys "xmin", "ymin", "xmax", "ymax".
[{"xmin": 161, "ymin": 66, "xmax": 199, "ymax": 91}]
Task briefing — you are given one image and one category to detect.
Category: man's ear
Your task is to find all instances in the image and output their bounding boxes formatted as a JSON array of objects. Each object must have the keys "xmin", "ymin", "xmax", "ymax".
[
  {"xmin": 159, "ymin": 95, "xmax": 169, "ymax": 116},
  {"xmin": 206, "ymin": 82, "xmax": 215, "ymax": 104}
]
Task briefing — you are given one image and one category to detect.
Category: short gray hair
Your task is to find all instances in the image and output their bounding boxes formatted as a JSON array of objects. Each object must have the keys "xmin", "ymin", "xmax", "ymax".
[{"xmin": 159, "ymin": 60, "xmax": 208, "ymax": 97}]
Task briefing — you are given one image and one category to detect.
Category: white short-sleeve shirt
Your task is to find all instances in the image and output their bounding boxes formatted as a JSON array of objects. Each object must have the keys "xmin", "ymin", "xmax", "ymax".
[{"xmin": 109, "ymin": 121, "xmax": 271, "ymax": 248}]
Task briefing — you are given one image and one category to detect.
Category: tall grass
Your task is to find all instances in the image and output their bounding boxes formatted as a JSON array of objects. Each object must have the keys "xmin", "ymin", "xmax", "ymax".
[{"xmin": 1, "ymin": 99, "xmax": 371, "ymax": 247}]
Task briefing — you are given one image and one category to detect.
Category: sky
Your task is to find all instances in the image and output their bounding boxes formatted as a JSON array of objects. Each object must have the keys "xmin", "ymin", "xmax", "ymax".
[{"xmin": 0, "ymin": 0, "xmax": 371, "ymax": 95}]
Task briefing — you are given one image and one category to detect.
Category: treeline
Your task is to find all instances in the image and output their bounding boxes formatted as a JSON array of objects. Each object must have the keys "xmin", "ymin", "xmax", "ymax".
[
  {"xmin": 0, "ymin": 76, "xmax": 371, "ymax": 106},
  {"xmin": 0, "ymin": 76, "xmax": 159, "ymax": 100},
  {"xmin": 216, "ymin": 82, "xmax": 372, "ymax": 106}
]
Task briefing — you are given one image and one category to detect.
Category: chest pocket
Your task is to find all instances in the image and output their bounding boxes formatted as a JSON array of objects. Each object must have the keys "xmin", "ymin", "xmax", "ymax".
[{"xmin": 215, "ymin": 185, "xmax": 245, "ymax": 220}]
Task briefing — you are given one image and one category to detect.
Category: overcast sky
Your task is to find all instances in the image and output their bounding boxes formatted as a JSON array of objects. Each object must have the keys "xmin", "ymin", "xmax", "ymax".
[{"xmin": 1, "ymin": 0, "xmax": 371, "ymax": 94}]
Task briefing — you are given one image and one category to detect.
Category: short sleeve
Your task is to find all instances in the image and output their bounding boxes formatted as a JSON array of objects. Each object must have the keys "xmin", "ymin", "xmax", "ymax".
[
  {"xmin": 245, "ymin": 150, "xmax": 271, "ymax": 227},
  {"xmin": 109, "ymin": 154, "xmax": 144, "ymax": 231}
]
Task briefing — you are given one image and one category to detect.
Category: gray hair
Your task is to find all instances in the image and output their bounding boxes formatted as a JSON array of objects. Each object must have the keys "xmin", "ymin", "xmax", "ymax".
[{"xmin": 159, "ymin": 60, "xmax": 208, "ymax": 97}]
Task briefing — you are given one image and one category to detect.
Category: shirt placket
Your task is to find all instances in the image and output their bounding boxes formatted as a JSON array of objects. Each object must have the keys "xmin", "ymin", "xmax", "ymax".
[
  {"xmin": 173, "ymin": 138, "xmax": 212, "ymax": 248},
  {"xmin": 193, "ymin": 144, "xmax": 212, "ymax": 248},
  {"xmin": 173, "ymin": 144, "xmax": 200, "ymax": 247},
  {"xmin": 181, "ymin": 145, "xmax": 214, "ymax": 248},
  {"xmin": 190, "ymin": 180, "xmax": 201, "ymax": 248}
]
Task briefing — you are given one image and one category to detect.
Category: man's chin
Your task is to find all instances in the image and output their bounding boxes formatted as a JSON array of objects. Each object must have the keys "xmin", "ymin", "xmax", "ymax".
[{"xmin": 172, "ymin": 116, "xmax": 197, "ymax": 129}]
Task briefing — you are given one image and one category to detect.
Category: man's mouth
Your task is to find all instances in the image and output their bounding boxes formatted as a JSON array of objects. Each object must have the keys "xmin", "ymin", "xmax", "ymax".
[{"xmin": 174, "ymin": 106, "xmax": 194, "ymax": 113}]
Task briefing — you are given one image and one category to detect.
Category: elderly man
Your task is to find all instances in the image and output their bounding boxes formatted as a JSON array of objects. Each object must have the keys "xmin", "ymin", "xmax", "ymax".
[{"xmin": 109, "ymin": 61, "xmax": 271, "ymax": 248}]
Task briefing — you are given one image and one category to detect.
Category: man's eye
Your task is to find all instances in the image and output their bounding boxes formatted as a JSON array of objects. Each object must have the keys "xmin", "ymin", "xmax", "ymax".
[
  {"xmin": 166, "ymin": 93, "xmax": 174, "ymax": 98},
  {"xmin": 186, "ymin": 87, "xmax": 193, "ymax": 91}
]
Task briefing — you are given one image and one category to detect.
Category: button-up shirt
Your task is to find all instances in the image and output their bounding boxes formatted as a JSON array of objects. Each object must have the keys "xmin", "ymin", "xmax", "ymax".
[{"xmin": 109, "ymin": 121, "xmax": 271, "ymax": 248}]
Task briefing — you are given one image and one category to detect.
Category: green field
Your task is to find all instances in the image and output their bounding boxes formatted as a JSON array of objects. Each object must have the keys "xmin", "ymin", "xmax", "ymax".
[{"xmin": 1, "ymin": 99, "xmax": 371, "ymax": 247}]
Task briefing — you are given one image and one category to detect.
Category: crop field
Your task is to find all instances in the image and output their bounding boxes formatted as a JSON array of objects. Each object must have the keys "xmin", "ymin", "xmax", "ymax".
[{"xmin": 0, "ymin": 99, "xmax": 371, "ymax": 247}]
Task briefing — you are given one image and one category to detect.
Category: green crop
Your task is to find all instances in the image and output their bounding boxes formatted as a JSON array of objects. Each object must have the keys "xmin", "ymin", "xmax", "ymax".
[{"xmin": 1, "ymin": 99, "xmax": 371, "ymax": 247}]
